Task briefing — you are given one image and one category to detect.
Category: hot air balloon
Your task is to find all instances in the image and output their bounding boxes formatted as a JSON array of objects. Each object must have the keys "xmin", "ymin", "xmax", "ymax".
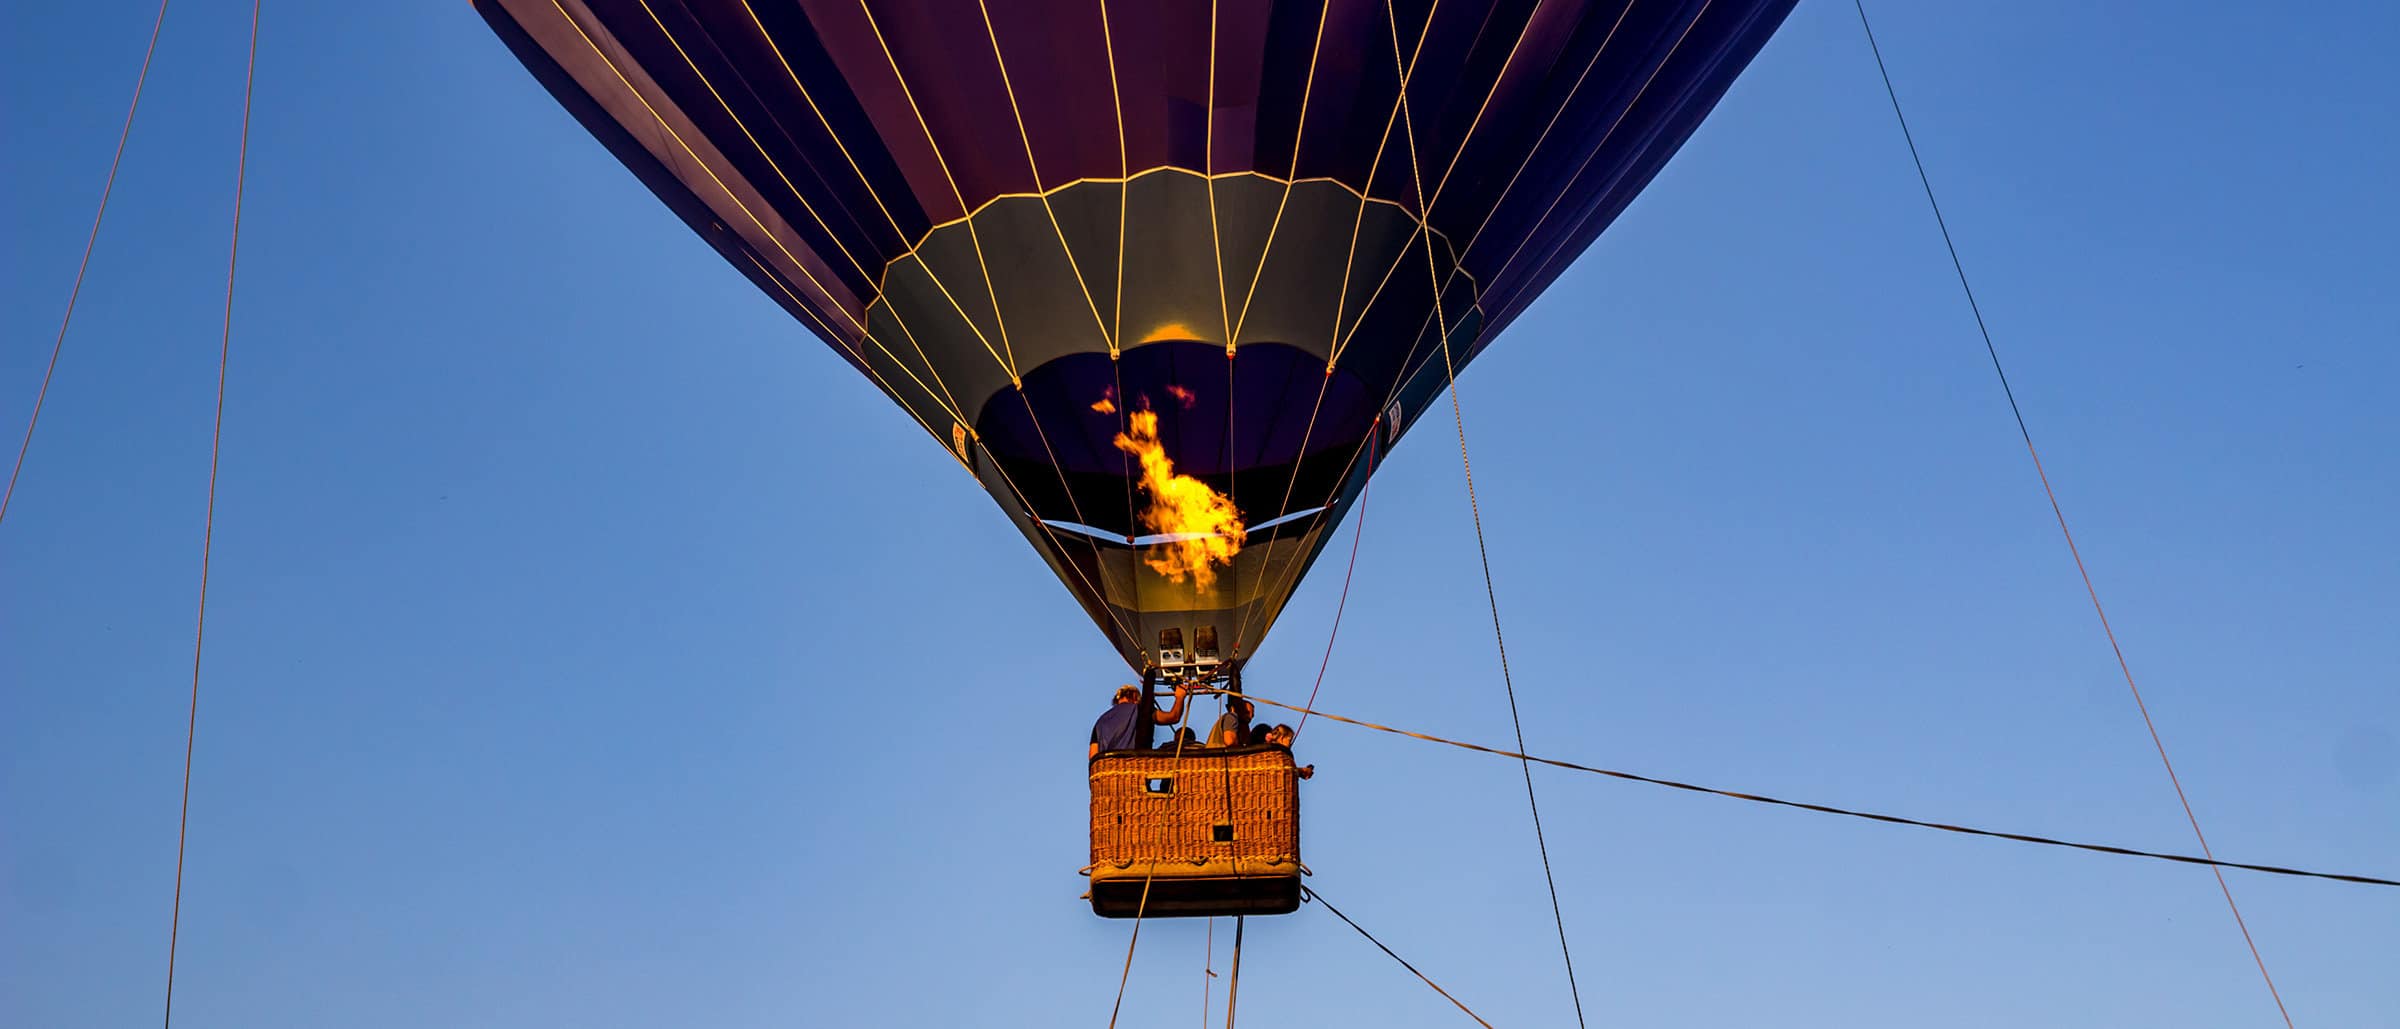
[{"xmin": 475, "ymin": 0, "xmax": 1794, "ymax": 916}]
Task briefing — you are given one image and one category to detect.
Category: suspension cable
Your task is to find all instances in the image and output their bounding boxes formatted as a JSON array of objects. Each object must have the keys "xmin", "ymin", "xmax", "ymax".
[
  {"xmin": 1216, "ymin": 690, "xmax": 2399, "ymax": 889},
  {"xmin": 1849, "ymin": 4, "xmax": 2294, "ymax": 1023},
  {"xmin": 2, "ymin": 0, "xmax": 176, "ymax": 527},
  {"xmin": 1304, "ymin": 886, "xmax": 1494, "ymax": 1027},
  {"xmin": 163, "ymin": 2, "xmax": 260, "ymax": 1026}
]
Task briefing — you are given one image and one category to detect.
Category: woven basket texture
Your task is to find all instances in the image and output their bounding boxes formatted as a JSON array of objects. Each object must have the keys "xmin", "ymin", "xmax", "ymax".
[{"xmin": 1090, "ymin": 747, "xmax": 1299, "ymax": 868}]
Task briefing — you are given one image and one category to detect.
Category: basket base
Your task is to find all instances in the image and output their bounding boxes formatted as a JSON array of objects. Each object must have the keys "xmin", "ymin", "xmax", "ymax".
[{"xmin": 1088, "ymin": 868, "xmax": 1302, "ymax": 918}]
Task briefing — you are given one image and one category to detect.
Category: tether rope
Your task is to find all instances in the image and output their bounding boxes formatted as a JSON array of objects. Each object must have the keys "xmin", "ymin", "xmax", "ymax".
[
  {"xmin": 1105, "ymin": 693, "xmax": 1208, "ymax": 1028},
  {"xmin": 164, "ymin": 1, "xmax": 259, "ymax": 1025},
  {"xmin": 1303, "ymin": 886, "xmax": 1494, "ymax": 1028},
  {"xmin": 1220, "ymin": 914, "xmax": 1244, "ymax": 1029},
  {"xmin": 1434, "ymin": 291, "xmax": 1585, "ymax": 1025},
  {"xmin": 1103, "ymin": 877, "xmax": 1152, "ymax": 1029},
  {"xmin": 1201, "ymin": 917, "xmax": 1218, "ymax": 1028},
  {"xmin": 1215, "ymin": 690, "xmax": 2400, "ymax": 889},
  {"xmin": 2, "ymin": 0, "xmax": 175, "ymax": 528},
  {"xmin": 1851, "ymin": 4, "xmax": 2294, "ymax": 1023},
  {"xmin": 1295, "ymin": 432, "xmax": 1376, "ymax": 739}
]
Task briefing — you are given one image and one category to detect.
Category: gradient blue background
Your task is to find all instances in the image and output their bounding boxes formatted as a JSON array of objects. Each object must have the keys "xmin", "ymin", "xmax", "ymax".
[{"xmin": 5, "ymin": 2, "xmax": 2394, "ymax": 1026}]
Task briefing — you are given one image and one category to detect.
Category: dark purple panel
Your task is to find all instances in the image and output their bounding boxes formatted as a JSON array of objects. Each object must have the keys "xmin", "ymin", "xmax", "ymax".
[
  {"xmin": 985, "ymin": 0, "xmax": 1122, "ymax": 184},
  {"xmin": 478, "ymin": 0, "xmax": 1800, "ymax": 662},
  {"xmin": 492, "ymin": 0, "xmax": 1796, "ymax": 348}
]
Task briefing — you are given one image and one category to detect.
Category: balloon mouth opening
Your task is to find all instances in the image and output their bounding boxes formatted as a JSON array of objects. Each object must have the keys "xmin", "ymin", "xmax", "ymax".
[
  {"xmin": 1044, "ymin": 505, "xmax": 1326, "ymax": 547},
  {"xmin": 974, "ymin": 340, "xmax": 1378, "ymax": 538}
]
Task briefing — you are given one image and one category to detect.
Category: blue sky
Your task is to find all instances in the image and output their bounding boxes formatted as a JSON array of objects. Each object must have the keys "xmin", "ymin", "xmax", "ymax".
[{"xmin": 5, "ymin": 2, "xmax": 2394, "ymax": 1026}]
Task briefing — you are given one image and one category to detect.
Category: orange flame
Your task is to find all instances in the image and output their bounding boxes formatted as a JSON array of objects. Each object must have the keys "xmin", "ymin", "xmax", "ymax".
[
  {"xmin": 1091, "ymin": 397, "xmax": 1117, "ymax": 414},
  {"xmin": 1113, "ymin": 406, "xmax": 1245, "ymax": 592},
  {"xmin": 1165, "ymin": 384, "xmax": 1197, "ymax": 409}
]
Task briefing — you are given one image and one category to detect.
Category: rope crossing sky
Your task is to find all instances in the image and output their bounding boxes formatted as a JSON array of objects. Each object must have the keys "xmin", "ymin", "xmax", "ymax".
[
  {"xmin": 1850, "ymin": 3, "xmax": 2294, "ymax": 1024},
  {"xmin": 164, "ymin": 2, "xmax": 261, "ymax": 1025},
  {"xmin": 2, "ymin": 0, "xmax": 175, "ymax": 528},
  {"xmin": 1303, "ymin": 887, "xmax": 1495, "ymax": 1028},
  {"xmin": 1219, "ymin": 690, "xmax": 2400, "ymax": 890}
]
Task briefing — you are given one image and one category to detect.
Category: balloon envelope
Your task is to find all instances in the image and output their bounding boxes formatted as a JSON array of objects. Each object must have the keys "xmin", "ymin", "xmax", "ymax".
[{"xmin": 477, "ymin": 0, "xmax": 1796, "ymax": 669}]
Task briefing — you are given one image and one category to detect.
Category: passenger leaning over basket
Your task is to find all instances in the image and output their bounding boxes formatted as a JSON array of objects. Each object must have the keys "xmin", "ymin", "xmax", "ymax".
[
  {"xmin": 1089, "ymin": 682, "xmax": 1190, "ymax": 759},
  {"xmin": 1266, "ymin": 723, "xmax": 1315, "ymax": 780}
]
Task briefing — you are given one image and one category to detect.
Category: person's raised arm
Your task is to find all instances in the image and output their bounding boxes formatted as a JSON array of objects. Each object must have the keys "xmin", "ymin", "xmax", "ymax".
[{"xmin": 1151, "ymin": 684, "xmax": 1190, "ymax": 724}]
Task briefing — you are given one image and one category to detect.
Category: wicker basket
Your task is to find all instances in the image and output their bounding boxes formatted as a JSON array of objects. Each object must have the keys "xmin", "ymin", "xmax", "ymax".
[{"xmin": 1086, "ymin": 744, "xmax": 1301, "ymax": 917}]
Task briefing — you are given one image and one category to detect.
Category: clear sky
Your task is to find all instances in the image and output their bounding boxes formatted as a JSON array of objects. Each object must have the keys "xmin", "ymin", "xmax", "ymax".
[{"xmin": 5, "ymin": 2, "xmax": 2394, "ymax": 1026}]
